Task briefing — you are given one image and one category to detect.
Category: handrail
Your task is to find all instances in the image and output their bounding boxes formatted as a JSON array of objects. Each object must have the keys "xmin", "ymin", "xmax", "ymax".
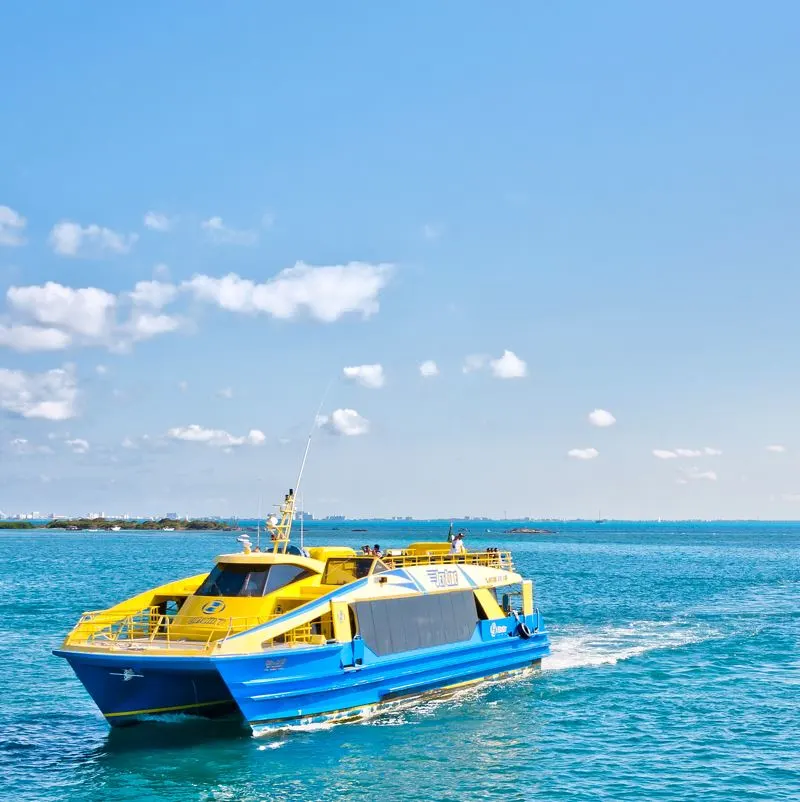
[{"xmin": 385, "ymin": 550, "xmax": 513, "ymax": 571}]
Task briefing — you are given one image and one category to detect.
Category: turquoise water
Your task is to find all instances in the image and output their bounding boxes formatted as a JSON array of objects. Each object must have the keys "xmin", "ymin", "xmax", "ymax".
[{"xmin": 2, "ymin": 522, "xmax": 799, "ymax": 801}]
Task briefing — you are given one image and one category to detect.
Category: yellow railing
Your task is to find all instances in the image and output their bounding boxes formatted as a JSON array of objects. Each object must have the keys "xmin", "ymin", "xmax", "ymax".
[
  {"xmin": 385, "ymin": 550, "xmax": 513, "ymax": 571},
  {"xmin": 66, "ymin": 606, "xmax": 273, "ymax": 650}
]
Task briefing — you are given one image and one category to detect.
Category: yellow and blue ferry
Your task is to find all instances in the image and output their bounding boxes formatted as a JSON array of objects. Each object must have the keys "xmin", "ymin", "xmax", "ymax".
[{"xmin": 54, "ymin": 490, "xmax": 549, "ymax": 731}]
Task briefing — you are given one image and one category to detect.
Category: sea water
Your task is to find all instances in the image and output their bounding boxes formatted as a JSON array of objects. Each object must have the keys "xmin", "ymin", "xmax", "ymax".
[{"xmin": 1, "ymin": 522, "xmax": 798, "ymax": 801}]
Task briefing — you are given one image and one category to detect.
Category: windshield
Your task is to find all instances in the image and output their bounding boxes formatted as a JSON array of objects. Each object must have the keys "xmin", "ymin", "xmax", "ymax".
[{"xmin": 195, "ymin": 563, "xmax": 313, "ymax": 597}]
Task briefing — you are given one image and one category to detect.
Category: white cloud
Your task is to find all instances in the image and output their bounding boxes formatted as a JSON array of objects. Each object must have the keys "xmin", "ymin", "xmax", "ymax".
[
  {"xmin": 217, "ymin": 387, "xmax": 234, "ymax": 399},
  {"xmin": 703, "ymin": 447, "xmax": 723, "ymax": 456},
  {"xmin": 129, "ymin": 280, "xmax": 177, "ymax": 309},
  {"xmin": 675, "ymin": 448, "xmax": 703, "ymax": 457},
  {"xmin": 201, "ymin": 216, "xmax": 258, "ymax": 246},
  {"xmin": 655, "ymin": 447, "xmax": 722, "ymax": 459},
  {"xmin": 684, "ymin": 467, "xmax": 717, "ymax": 481},
  {"xmin": 126, "ymin": 312, "xmax": 181, "ymax": 342},
  {"xmin": 653, "ymin": 449, "xmax": 679, "ymax": 459},
  {"xmin": 7, "ymin": 282, "xmax": 116, "ymax": 338},
  {"xmin": 49, "ymin": 221, "xmax": 137, "ymax": 257},
  {"xmin": 317, "ymin": 408, "xmax": 369, "ymax": 436},
  {"xmin": 183, "ymin": 262, "xmax": 391, "ymax": 322},
  {"xmin": 8, "ymin": 437, "xmax": 53, "ymax": 456},
  {"xmin": 0, "ymin": 205, "xmax": 27, "ymax": 246},
  {"xmin": 178, "ymin": 380, "xmax": 188, "ymax": 392},
  {"xmin": 588, "ymin": 409, "xmax": 616, "ymax": 427},
  {"xmin": 0, "ymin": 324, "xmax": 72, "ymax": 352},
  {"xmin": 143, "ymin": 211, "xmax": 172, "ymax": 232},
  {"xmin": 419, "ymin": 360, "xmax": 439, "ymax": 378},
  {"xmin": 343, "ymin": 364, "xmax": 385, "ymax": 389},
  {"xmin": 422, "ymin": 223, "xmax": 443, "ymax": 240},
  {"xmin": 462, "ymin": 354, "xmax": 488, "ymax": 374},
  {"xmin": 766, "ymin": 445, "xmax": 786, "ymax": 453},
  {"xmin": 0, "ymin": 365, "xmax": 78, "ymax": 420},
  {"xmin": 166, "ymin": 424, "xmax": 266, "ymax": 448},
  {"xmin": 121, "ymin": 436, "xmax": 137, "ymax": 449},
  {"xmin": 95, "ymin": 364, "xmax": 108, "ymax": 375},
  {"xmin": 66, "ymin": 438, "xmax": 90, "ymax": 454},
  {"xmin": 490, "ymin": 350, "xmax": 527, "ymax": 379},
  {"xmin": 568, "ymin": 447, "xmax": 599, "ymax": 460}
]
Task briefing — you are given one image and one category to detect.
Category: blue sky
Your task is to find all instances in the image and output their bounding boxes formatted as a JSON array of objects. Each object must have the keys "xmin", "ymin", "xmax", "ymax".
[{"xmin": 2, "ymin": 1, "xmax": 800, "ymax": 519}]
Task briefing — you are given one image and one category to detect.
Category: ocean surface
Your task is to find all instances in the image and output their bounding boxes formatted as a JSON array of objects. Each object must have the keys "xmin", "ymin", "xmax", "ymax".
[{"xmin": 1, "ymin": 521, "xmax": 799, "ymax": 801}]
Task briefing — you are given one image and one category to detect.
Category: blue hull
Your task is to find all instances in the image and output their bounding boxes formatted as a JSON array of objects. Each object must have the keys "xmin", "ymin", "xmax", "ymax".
[
  {"xmin": 214, "ymin": 618, "xmax": 549, "ymax": 729},
  {"xmin": 53, "ymin": 650, "xmax": 238, "ymax": 726},
  {"xmin": 55, "ymin": 614, "xmax": 549, "ymax": 730}
]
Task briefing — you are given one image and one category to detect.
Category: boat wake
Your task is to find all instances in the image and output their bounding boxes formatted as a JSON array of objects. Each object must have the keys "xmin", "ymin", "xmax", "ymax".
[{"xmin": 544, "ymin": 620, "xmax": 718, "ymax": 672}]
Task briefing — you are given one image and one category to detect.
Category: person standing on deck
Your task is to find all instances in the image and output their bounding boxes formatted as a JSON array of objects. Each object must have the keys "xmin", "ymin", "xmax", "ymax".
[{"xmin": 449, "ymin": 533, "xmax": 466, "ymax": 554}]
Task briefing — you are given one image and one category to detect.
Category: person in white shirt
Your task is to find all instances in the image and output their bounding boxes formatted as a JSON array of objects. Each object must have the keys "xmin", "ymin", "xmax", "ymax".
[{"xmin": 449, "ymin": 533, "xmax": 466, "ymax": 554}]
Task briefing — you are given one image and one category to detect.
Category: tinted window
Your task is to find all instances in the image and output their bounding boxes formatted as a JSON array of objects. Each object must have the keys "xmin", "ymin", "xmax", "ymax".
[
  {"xmin": 265, "ymin": 564, "xmax": 312, "ymax": 594},
  {"xmin": 323, "ymin": 557, "xmax": 383, "ymax": 585},
  {"xmin": 353, "ymin": 591, "xmax": 478, "ymax": 656},
  {"xmin": 195, "ymin": 564, "xmax": 312, "ymax": 597}
]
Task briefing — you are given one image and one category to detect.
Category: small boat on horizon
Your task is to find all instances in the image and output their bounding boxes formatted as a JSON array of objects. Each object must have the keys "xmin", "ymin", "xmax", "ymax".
[{"xmin": 53, "ymin": 487, "xmax": 549, "ymax": 732}]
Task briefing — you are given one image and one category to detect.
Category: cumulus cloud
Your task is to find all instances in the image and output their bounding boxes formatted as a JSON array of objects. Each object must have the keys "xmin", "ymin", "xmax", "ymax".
[
  {"xmin": 588, "ymin": 409, "xmax": 616, "ymax": 427},
  {"xmin": 217, "ymin": 387, "xmax": 234, "ymax": 399},
  {"xmin": 655, "ymin": 447, "xmax": 722, "ymax": 459},
  {"xmin": 684, "ymin": 467, "xmax": 717, "ymax": 481},
  {"xmin": 125, "ymin": 312, "xmax": 181, "ymax": 342},
  {"xmin": 7, "ymin": 282, "xmax": 116, "ymax": 338},
  {"xmin": 675, "ymin": 448, "xmax": 703, "ymax": 457},
  {"xmin": 0, "ymin": 324, "xmax": 72, "ymax": 352},
  {"xmin": 66, "ymin": 438, "xmax": 90, "ymax": 454},
  {"xmin": 766, "ymin": 445, "xmax": 786, "ymax": 453},
  {"xmin": 317, "ymin": 408, "xmax": 369, "ymax": 436},
  {"xmin": 462, "ymin": 354, "xmax": 488, "ymax": 374},
  {"xmin": 0, "ymin": 365, "xmax": 78, "ymax": 420},
  {"xmin": 419, "ymin": 360, "xmax": 439, "ymax": 378},
  {"xmin": 0, "ymin": 205, "xmax": 27, "ymax": 246},
  {"xmin": 703, "ymin": 447, "xmax": 723, "ymax": 456},
  {"xmin": 201, "ymin": 216, "xmax": 258, "ymax": 246},
  {"xmin": 129, "ymin": 280, "xmax": 177, "ymax": 309},
  {"xmin": 49, "ymin": 221, "xmax": 137, "ymax": 257},
  {"xmin": 183, "ymin": 262, "xmax": 391, "ymax": 322},
  {"xmin": 490, "ymin": 350, "xmax": 527, "ymax": 379},
  {"xmin": 343, "ymin": 364, "xmax": 385, "ymax": 389},
  {"xmin": 166, "ymin": 424, "xmax": 266, "ymax": 448},
  {"xmin": 568, "ymin": 447, "xmax": 599, "ymax": 460},
  {"xmin": 8, "ymin": 438, "xmax": 53, "ymax": 456},
  {"xmin": 143, "ymin": 211, "xmax": 172, "ymax": 232},
  {"xmin": 653, "ymin": 449, "xmax": 679, "ymax": 459}
]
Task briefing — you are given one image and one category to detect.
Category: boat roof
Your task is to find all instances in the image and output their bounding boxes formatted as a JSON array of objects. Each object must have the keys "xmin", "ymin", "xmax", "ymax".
[{"xmin": 214, "ymin": 552, "xmax": 324, "ymax": 573}]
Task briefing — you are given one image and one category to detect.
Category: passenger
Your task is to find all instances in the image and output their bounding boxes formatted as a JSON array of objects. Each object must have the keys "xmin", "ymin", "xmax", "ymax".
[
  {"xmin": 372, "ymin": 544, "xmax": 383, "ymax": 558},
  {"xmin": 449, "ymin": 533, "xmax": 466, "ymax": 554},
  {"xmin": 361, "ymin": 545, "xmax": 371, "ymax": 555}
]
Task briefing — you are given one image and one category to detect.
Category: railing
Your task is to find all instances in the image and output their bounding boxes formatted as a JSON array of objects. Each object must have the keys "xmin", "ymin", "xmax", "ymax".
[
  {"xmin": 384, "ymin": 550, "xmax": 514, "ymax": 571},
  {"xmin": 66, "ymin": 606, "xmax": 273, "ymax": 651}
]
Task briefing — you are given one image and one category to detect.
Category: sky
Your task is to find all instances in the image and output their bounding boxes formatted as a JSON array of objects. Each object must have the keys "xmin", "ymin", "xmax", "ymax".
[{"xmin": 2, "ymin": 1, "xmax": 800, "ymax": 519}]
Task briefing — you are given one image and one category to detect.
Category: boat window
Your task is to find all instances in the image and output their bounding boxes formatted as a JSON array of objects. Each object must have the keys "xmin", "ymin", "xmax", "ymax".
[
  {"xmin": 264, "ymin": 564, "xmax": 313, "ymax": 594},
  {"xmin": 322, "ymin": 557, "xmax": 385, "ymax": 586},
  {"xmin": 352, "ymin": 590, "xmax": 479, "ymax": 656},
  {"xmin": 195, "ymin": 564, "xmax": 314, "ymax": 597}
]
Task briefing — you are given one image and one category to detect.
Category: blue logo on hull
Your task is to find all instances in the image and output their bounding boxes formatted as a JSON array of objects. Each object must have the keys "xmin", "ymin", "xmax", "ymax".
[{"xmin": 202, "ymin": 600, "xmax": 226, "ymax": 614}]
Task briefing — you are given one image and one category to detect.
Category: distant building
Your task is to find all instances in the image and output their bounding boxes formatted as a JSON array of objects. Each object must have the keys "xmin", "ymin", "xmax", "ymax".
[
  {"xmin": 324, "ymin": 515, "xmax": 345, "ymax": 521},
  {"xmin": 165, "ymin": 512, "xmax": 178, "ymax": 520},
  {"xmin": 296, "ymin": 510, "xmax": 314, "ymax": 521}
]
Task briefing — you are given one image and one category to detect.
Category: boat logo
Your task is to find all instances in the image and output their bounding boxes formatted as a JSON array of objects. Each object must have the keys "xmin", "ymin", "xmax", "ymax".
[
  {"xmin": 489, "ymin": 622, "xmax": 508, "ymax": 637},
  {"xmin": 426, "ymin": 568, "xmax": 459, "ymax": 589},
  {"xmin": 202, "ymin": 600, "xmax": 226, "ymax": 614}
]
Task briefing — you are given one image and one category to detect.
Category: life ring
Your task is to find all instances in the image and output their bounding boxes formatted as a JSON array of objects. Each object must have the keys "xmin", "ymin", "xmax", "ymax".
[{"xmin": 518, "ymin": 621, "xmax": 533, "ymax": 639}]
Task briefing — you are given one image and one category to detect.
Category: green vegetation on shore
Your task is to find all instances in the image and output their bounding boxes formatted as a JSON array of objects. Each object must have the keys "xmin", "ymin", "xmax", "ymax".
[
  {"xmin": 44, "ymin": 518, "xmax": 235, "ymax": 531},
  {"xmin": 0, "ymin": 521, "xmax": 34, "ymax": 529}
]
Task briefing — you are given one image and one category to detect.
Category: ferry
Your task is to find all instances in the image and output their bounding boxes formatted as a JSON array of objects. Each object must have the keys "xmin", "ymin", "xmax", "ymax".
[{"xmin": 54, "ymin": 489, "xmax": 549, "ymax": 731}]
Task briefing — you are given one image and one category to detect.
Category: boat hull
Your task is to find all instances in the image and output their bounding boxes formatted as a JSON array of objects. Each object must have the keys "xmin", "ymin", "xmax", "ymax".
[
  {"xmin": 214, "ymin": 624, "xmax": 549, "ymax": 730},
  {"xmin": 53, "ymin": 650, "xmax": 238, "ymax": 726}
]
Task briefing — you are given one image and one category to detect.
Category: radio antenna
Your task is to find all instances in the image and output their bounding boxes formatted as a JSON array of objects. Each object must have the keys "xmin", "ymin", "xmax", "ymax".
[{"xmin": 293, "ymin": 380, "xmax": 333, "ymax": 498}]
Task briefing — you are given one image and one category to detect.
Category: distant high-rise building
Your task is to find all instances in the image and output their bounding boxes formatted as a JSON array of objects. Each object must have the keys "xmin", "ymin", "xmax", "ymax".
[{"xmin": 165, "ymin": 512, "xmax": 178, "ymax": 520}]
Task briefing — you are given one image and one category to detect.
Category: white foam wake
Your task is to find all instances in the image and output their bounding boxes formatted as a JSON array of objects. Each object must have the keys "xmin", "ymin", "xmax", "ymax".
[{"xmin": 544, "ymin": 620, "xmax": 716, "ymax": 671}]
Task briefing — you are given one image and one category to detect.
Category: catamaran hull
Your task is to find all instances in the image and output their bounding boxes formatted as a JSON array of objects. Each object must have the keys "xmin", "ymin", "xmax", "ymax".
[
  {"xmin": 214, "ymin": 626, "xmax": 550, "ymax": 730},
  {"xmin": 53, "ymin": 650, "xmax": 238, "ymax": 726}
]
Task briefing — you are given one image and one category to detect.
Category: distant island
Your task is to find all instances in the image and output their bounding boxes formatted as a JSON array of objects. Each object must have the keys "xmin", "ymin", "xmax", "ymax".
[
  {"xmin": 505, "ymin": 527, "xmax": 554, "ymax": 534},
  {"xmin": 0, "ymin": 521, "xmax": 34, "ymax": 530},
  {"xmin": 43, "ymin": 518, "xmax": 235, "ymax": 531}
]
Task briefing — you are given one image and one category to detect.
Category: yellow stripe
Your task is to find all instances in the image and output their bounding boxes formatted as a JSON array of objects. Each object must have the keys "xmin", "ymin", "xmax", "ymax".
[{"xmin": 105, "ymin": 699, "xmax": 230, "ymax": 718}]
